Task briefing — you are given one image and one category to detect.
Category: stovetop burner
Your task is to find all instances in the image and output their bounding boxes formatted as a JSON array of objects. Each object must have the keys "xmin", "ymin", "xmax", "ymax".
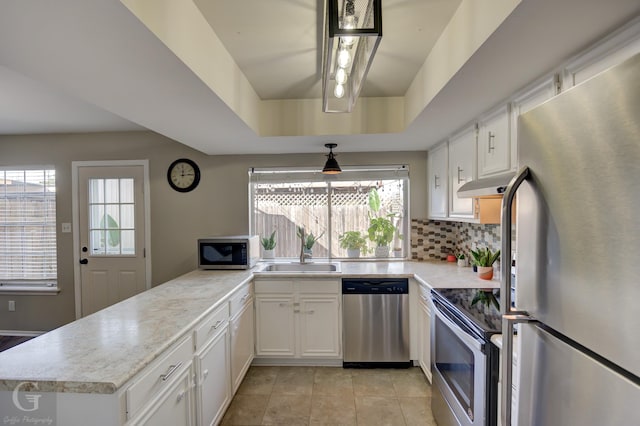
[{"xmin": 432, "ymin": 288, "xmax": 502, "ymax": 337}]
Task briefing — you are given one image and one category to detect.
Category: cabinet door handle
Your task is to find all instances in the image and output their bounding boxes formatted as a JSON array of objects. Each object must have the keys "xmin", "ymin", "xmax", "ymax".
[
  {"xmin": 293, "ymin": 309, "xmax": 300, "ymax": 313},
  {"xmin": 176, "ymin": 390, "xmax": 186, "ymax": 403},
  {"xmin": 203, "ymin": 369, "xmax": 209, "ymax": 381},
  {"xmin": 160, "ymin": 362, "xmax": 183, "ymax": 381},
  {"xmin": 279, "ymin": 303, "xmax": 290, "ymax": 307},
  {"xmin": 434, "ymin": 174, "xmax": 440, "ymax": 189},
  {"xmin": 488, "ymin": 131, "xmax": 496, "ymax": 153},
  {"xmin": 457, "ymin": 166, "xmax": 464, "ymax": 184},
  {"xmin": 210, "ymin": 320, "xmax": 223, "ymax": 331},
  {"xmin": 305, "ymin": 310, "xmax": 315, "ymax": 314}
]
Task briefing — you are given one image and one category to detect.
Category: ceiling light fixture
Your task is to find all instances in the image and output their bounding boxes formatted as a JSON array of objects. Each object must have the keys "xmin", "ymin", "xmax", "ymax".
[
  {"xmin": 322, "ymin": 143, "xmax": 342, "ymax": 174},
  {"xmin": 322, "ymin": 0, "xmax": 382, "ymax": 113}
]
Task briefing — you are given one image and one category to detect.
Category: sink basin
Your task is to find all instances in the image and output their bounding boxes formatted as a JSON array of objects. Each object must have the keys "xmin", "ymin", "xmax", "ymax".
[{"xmin": 261, "ymin": 262, "xmax": 340, "ymax": 273}]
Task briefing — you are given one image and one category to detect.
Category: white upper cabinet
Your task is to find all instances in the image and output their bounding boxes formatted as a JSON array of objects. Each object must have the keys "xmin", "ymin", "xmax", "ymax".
[
  {"xmin": 428, "ymin": 143, "xmax": 448, "ymax": 219},
  {"xmin": 477, "ymin": 105, "xmax": 511, "ymax": 178},
  {"xmin": 448, "ymin": 126, "xmax": 476, "ymax": 218},
  {"xmin": 563, "ymin": 19, "xmax": 640, "ymax": 89},
  {"xmin": 510, "ymin": 76, "xmax": 558, "ymax": 169}
]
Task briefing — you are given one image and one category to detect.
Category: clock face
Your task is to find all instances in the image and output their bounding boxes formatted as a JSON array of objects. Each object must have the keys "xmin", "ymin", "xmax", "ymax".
[{"xmin": 167, "ymin": 158, "xmax": 201, "ymax": 192}]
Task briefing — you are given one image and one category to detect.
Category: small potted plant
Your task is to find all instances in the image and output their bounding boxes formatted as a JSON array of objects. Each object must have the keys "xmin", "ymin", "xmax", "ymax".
[
  {"xmin": 470, "ymin": 247, "xmax": 501, "ymax": 280},
  {"xmin": 339, "ymin": 231, "xmax": 368, "ymax": 258},
  {"xmin": 456, "ymin": 253, "xmax": 467, "ymax": 267},
  {"xmin": 297, "ymin": 227, "xmax": 324, "ymax": 257},
  {"xmin": 260, "ymin": 230, "xmax": 276, "ymax": 259}
]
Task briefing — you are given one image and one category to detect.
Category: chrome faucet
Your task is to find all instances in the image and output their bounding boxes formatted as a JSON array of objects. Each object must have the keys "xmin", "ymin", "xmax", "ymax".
[{"xmin": 298, "ymin": 226, "xmax": 310, "ymax": 264}]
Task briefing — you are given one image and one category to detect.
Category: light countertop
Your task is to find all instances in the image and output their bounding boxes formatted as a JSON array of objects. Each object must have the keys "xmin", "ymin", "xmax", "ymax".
[{"xmin": 0, "ymin": 260, "xmax": 498, "ymax": 394}]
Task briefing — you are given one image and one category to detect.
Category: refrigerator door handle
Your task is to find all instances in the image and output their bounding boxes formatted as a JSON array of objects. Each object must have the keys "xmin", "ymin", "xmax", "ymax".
[
  {"xmin": 500, "ymin": 166, "xmax": 530, "ymax": 426},
  {"xmin": 500, "ymin": 165, "xmax": 529, "ymax": 313},
  {"xmin": 501, "ymin": 314, "xmax": 537, "ymax": 426}
]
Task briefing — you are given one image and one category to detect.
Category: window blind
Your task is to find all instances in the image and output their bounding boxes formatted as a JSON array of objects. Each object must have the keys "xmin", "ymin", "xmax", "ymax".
[{"xmin": 0, "ymin": 169, "xmax": 57, "ymax": 284}]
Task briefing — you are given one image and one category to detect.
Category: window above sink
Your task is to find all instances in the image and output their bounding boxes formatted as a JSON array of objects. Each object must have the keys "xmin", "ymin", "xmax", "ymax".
[{"xmin": 248, "ymin": 166, "xmax": 409, "ymax": 261}]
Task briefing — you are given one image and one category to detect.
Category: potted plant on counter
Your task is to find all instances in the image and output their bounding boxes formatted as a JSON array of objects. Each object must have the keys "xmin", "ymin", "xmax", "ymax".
[
  {"xmin": 339, "ymin": 231, "xmax": 369, "ymax": 258},
  {"xmin": 470, "ymin": 247, "xmax": 501, "ymax": 280},
  {"xmin": 456, "ymin": 253, "xmax": 467, "ymax": 267},
  {"xmin": 368, "ymin": 216, "xmax": 396, "ymax": 257},
  {"xmin": 297, "ymin": 227, "xmax": 324, "ymax": 258},
  {"xmin": 367, "ymin": 188, "xmax": 397, "ymax": 258},
  {"xmin": 260, "ymin": 230, "xmax": 276, "ymax": 259}
]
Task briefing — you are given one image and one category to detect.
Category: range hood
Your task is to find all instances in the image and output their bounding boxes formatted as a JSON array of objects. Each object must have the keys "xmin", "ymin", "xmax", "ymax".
[{"xmin": 457, "ymin": 172, "xmax": 516, "ymax": 198}]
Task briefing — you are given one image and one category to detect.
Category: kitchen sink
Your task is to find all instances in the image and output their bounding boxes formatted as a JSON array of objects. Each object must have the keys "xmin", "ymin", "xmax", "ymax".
[{"xmin": 261, "ymin": 262, "xmax": 340, "ymax": 273}]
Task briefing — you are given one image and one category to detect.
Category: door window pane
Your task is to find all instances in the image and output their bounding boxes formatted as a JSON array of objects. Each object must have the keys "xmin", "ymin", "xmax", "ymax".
[{"xmin": 88, "ymin": 178, "xmax": 135, "ymax": 256}]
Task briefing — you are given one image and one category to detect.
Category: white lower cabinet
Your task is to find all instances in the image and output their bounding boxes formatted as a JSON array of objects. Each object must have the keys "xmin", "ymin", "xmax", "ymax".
[
  {"xmin": 195, "ymin": 324, "xmax": 230, "ymax": 426},
  {"xmin": 416, "ymin": 285, "xmax": 432, "ymax": 383},
  {"xmin": 126, "ymin": 335, "xmax": 195, "ymax": 425},
  {"xmin": 255, "ymin": 292, "xmax": 296, "ymax": 356},
  {"xmin": 298, "ymin": 294, "xmax": 341, "ymax": 358},
  {"xmin": 254, "ymin": 279, "xmax": 341, "ymax": 360},
  {"xmin": 230, "ymin": 296, "xmax": 255, "ymax": 394},
  {"xmin": 132, "ymin": 365, "xmax": 194, "ymax": 426}
]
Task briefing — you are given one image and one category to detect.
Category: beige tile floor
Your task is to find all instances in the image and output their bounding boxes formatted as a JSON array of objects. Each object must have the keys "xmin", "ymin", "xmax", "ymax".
[{"xmin": 221, "ymin": 366, "xmax": 437, "ymax": 426}]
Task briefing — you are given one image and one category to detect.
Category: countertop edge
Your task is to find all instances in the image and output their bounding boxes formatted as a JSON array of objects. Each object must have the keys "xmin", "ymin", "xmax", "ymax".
[{"xmin": 0, "ymin": 263, "xmax": 496, "ymax": 394}]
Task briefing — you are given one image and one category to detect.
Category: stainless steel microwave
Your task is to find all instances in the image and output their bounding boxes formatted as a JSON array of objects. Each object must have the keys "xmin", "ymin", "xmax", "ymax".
[{"xmin": 198, "ymin": 235, "xmax": 259, "ymax": 270}]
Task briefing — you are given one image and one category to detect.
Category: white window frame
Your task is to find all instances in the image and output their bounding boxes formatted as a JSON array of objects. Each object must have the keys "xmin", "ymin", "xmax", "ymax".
[
  {"xmin": 0, "ymin": 166, "xmax": 59, "ymax": 295},
  {"xmin": 249, "ymin": 165, "xmax": 410, "ymax": 259}
]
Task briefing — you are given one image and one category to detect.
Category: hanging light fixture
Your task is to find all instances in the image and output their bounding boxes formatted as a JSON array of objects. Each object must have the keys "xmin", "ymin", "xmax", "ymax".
[
  {"xmin": 322, "ymin": 0, "xmax": 382, "ymax": 113},
  {"xmin": 322, "ymin": 143, "xmax": 342, "ymax": 174}
]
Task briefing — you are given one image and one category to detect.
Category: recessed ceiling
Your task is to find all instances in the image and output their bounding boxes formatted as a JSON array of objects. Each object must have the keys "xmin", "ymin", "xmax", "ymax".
[
  {"xmin": 193, "ymin": 0, "xmax": 462, "ymax": 99},
  {"xmin": 0, "ymin": 0, "xmax": 638, "ymax": 155}
]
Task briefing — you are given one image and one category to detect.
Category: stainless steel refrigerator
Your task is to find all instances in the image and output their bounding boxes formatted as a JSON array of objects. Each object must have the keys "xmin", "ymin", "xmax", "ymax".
[{"xmin": 500, "ymin": 52, "xmax": 640, "ymax": 425}]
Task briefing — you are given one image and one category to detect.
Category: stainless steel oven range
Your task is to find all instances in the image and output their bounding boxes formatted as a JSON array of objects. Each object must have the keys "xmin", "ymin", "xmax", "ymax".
[{"xmin": 431, "ymin": 288, "xmax": 501, "ymax": 426}]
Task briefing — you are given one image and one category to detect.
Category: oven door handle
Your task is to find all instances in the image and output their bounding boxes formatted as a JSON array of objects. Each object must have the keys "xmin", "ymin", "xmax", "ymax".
[{"xmin": 434, "ymin": 304, "xmax": 484, "ymax": 351}]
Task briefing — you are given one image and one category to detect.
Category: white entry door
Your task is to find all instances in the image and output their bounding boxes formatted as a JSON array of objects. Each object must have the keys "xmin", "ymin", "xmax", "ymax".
[{"xmin": 77, "ymin": 165, "xmax": 147, "ymax": 316}]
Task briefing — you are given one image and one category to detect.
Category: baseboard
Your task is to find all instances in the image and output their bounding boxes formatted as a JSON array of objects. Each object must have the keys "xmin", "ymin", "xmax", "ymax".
[
  {"xmin": 252, "ymin": 358, "xmax": 343, "ymax": 367},
  {"xmin": 0, "ymin": 330, "xmax": 46, "ymax": 337}
]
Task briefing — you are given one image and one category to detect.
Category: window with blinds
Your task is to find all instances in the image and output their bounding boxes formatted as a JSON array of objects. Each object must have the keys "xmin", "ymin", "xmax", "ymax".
[{"xmin": 0, "ymin": 168, "xmax": 57, "ymax": 288}]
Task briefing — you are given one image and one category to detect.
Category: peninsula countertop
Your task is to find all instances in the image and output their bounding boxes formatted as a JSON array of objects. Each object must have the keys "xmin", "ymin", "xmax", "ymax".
[{"xmin": 0, "ymin": 260, "xmax": 499, "ymax": 394}]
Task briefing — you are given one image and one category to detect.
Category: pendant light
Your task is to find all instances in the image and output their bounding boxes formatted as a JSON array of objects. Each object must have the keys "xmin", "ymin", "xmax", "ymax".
[
  {"xmin": 322, "ymin": 0, "xmax": 382, "ymax": 113},
  {"xmin": 322, "ymin": 143, "xmax": 342, "ymax": 174}
]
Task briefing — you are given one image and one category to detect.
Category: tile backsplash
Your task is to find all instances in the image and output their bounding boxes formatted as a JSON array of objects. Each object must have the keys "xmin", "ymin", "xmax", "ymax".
[{"xmin": 410, "ymin": 219, "xmax": 505, "ymax": 262}]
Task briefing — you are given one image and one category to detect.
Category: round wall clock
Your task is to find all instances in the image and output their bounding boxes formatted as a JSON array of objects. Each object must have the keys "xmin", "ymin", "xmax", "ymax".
[{"xmin": 167, "ymin": 158, "xmax": 201, "ymax": 192}]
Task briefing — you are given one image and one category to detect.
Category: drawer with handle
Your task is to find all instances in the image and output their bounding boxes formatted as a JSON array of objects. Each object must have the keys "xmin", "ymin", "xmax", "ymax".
[
  {"xmin": 126, "ymin": 334, "xmax": 194, "ymax": 419},
  {"xmin": 194, "ymin": 302, "xmax": 229, "ymax": 352},
  {"xmin": 229, "ymin": 282, "xmax": 253, "ymax": 318}
]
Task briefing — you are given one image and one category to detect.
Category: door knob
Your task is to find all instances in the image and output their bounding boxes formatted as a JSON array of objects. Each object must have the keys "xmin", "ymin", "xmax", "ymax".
[{"xmin": 79, "ymin": 259, "xmax": 88, "ymax": 265}]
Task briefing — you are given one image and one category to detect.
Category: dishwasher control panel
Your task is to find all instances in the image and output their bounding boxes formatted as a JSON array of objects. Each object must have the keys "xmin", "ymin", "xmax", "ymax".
[{"xmin": 342, "ymin": 278, "xmax": 408, "ymax": 294}]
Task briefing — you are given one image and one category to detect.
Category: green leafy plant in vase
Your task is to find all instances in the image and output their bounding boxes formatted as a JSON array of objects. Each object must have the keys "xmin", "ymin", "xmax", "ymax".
[
  {"xmin": 339, "ymin": 231, "xmax": 369, "ymax": 258},
  {"xmin": 470, "ymin": 247, "xmax": 500, "ymax": 280},
  {"xmin": 260, "ymin": 230, "xmax": 276, "ymax": 258},
  {"xmin": 367, "ymin": 188, "xmax": 397, "ymax": 258}
]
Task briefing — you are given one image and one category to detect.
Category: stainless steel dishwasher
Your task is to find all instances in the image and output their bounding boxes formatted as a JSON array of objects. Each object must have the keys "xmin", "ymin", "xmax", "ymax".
[{"xmin": 342, "ymin": 278, "xmax": 411, "ymax": 368}]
